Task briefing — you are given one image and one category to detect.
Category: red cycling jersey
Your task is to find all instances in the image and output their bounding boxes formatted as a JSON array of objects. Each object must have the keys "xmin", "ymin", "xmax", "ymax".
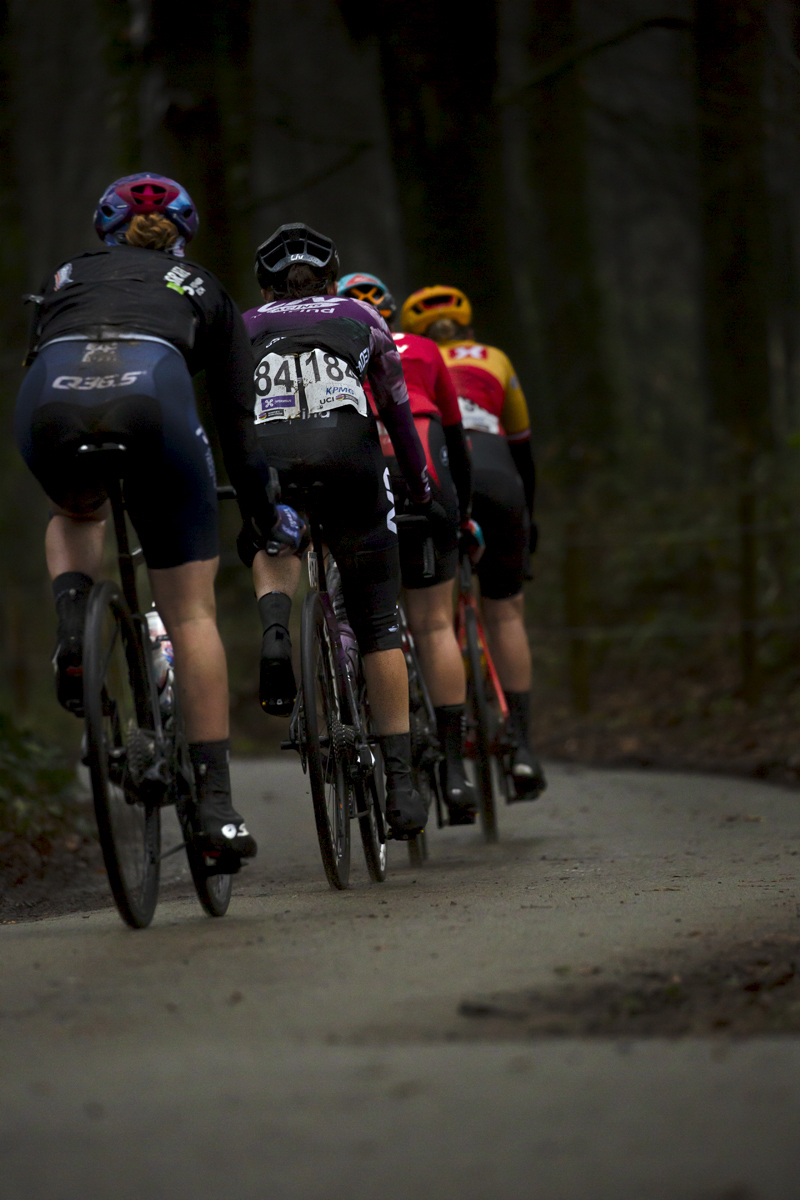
[
  {"xmin": 366, "ymin": 330, "xmax": 460, "ymax": 425},
  {"xmin": 391, "ymin": 331, "xmax": 462, "ymax": 424}
]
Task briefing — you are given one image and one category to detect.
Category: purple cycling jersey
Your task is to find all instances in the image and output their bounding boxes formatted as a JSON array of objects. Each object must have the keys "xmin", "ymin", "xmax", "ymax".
[{"xmin": 243, "ymin": 294, "xmax": 430, "ymax": 505}]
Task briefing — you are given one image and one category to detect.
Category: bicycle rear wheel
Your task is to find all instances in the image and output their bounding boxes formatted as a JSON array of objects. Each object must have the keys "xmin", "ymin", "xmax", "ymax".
[
  {"xmin": 465, "ymin": 605, "xmax": 499, "ymax": 843},
  {"xmin": 301, "ymin": 590, "xmax": 351, "ymax": 889},
  {"xmin": 83, "ymin": 581, "xmax": 161, "ymax": 928}
]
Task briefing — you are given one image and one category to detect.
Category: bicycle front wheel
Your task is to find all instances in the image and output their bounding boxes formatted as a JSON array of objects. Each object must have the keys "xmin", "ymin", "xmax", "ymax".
[
  {"xmin": 83, "ymin": 581, "xmax": 161, "ymax": 927},
  {"xmin": 301, "ymin": 591, "xmax": 351, "ymax": 889},
  {"xmin": 465, "ymin": 605, "xmax": 499, "ymax": 843}
]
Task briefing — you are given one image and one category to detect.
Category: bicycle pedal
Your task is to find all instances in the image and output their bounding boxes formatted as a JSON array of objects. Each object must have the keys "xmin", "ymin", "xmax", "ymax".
[{"xmin": 202, "ymin": 851, "xmax": 244, "ymax": 876}]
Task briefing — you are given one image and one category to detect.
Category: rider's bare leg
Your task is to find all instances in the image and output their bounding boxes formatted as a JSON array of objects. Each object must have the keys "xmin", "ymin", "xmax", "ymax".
[
  {"xmin": 481, "ymin": 593, "xmax": 531, "ymax": 692},
  {"xmin": 482, "ymin": 592, "xmax": 545, "ymax": 798},
  {"xmin": 149, "ymin": 559, "xmax": 228, "ymax": 743},
  {"xmin": 45, "ymin": 504, "xmax": 108, "ymax": 581},
  {"xmin": 402, "ymin": 579, "xmax": 464, "ymax": 706},
  {"xmin": 403, "ymin": 578, "xmax": 475, "ymax": 819}
]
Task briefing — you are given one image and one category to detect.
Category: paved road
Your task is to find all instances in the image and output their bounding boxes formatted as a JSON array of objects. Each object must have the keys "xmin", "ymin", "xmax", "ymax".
[{"xmin": 1, "ymin": 759, "xmax": 799, "ymax": 1199}]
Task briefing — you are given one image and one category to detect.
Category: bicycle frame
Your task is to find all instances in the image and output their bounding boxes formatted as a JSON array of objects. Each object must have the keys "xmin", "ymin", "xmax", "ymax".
[
  {"xmin": 77, "ymin": 444, "xmax": 164, "ymax": 747},
  {"xmin": 283, "ymin": 502, "xmax": 382, "ymax": 821},
  {"xmin": 455, "ymin": 551, "xmax": 509, "ymax": 729}
]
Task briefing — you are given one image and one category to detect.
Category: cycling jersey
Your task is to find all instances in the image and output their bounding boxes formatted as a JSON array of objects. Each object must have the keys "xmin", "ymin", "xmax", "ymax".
[
  {"xmin": 28, "ymin": 244, "xmax": 274, "ymax": 533},
  {"xmin": 438, "ymin": 338, "xmax": 530, "ymax": 441},
  {"xmin": 242, "ymin": 295, "xmax": 430, "ymax": 506},
  {"xmin": 368, "ymin": 330, "xmax": 470, "ymax": 526},
  {"xmin": 391, "ymin": 332, "xmax": 462, "ymax": 424}
]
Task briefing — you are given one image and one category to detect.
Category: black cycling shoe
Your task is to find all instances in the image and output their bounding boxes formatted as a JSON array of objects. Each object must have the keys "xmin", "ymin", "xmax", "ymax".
[
  {"xmin": 190, "ymin": 741, "xmax": 257, "ymax": 859},
  {"xmin": 508, "ymin": 744, "xmax": 547, "ymax": 802},
  {"xmin": 380, "ymin": 732, "xmax": 429, "ymax": 840},
  {"xmin": 440, "ymin": 758, "xmax": 477, "ymax": 826},
  {"xmin": 52, "ymin": 572, "xmax": 93, "ymax": 717},
  {"xmin": 195, "ymin": 793, "xmax": 258, "ymax": 858},
  {"xmin": 54, "ymin": 640, "xmax": 85, "ymax": 716},
  {"xmin": 259, "ymin": 625, "xmax": 297, "ymax": 716}
]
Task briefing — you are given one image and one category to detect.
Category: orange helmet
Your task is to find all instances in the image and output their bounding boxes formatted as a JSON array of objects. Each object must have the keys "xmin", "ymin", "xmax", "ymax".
[{"xmin": 400, "ymin": 286, "xmax": 472, "ymax": 336}]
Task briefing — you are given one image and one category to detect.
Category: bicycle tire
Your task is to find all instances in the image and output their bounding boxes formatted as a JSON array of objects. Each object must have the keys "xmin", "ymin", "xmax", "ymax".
[
  {"xmin": 406, "ymin": 641, "xmax": 437, "ymax": 864},
  {"xmin": 171, "ymin": 711, "xmax": 233, "ymax": 918},
  {"xmin": 465, "ymin": 605, "xmax": 499, "ymax": 843},
  {"xmin": 83, "ymin": 580, "xmax": 161, "ymax": 928},
  {"xmin": 301, "ymin": 590, "xmax": 351, "ymax": 889},
  {"xmin": 357, "ymin": 776, "xmax": 387, "ymax": 883}
]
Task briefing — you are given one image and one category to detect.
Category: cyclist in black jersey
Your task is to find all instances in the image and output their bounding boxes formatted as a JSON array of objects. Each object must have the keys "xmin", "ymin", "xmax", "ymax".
[
  {"xmin": 15, "ymin": 173, "xmax": 294, "ymax": 863},
  {"xmin": 240, "ymin": 224, "xmax": 452, "ymax": 839}
]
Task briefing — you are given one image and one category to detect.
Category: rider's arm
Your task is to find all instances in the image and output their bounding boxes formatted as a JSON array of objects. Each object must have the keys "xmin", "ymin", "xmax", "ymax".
[
  {"xmin": 204, "ymin": 293, "xmax": 277, "ymax": 534},
  {"xmin": 502, "ymin": 364, "xmax": 537, "ymax": 543},
  {"xmin": 433, "ymin": 351, "xmax": 472, "ymax": 521},
  {"xmin": 367, "ymin": 324, "xmax": 430, "ymax": 505}
]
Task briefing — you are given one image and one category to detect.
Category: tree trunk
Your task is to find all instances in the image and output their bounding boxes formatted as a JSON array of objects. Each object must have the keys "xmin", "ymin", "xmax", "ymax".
[{"xmin": 693, "ymin": 0, "xmax": 771, "ymax": 705}]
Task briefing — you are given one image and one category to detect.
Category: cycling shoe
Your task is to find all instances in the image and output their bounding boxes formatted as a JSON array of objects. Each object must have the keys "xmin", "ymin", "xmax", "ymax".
[
  {"xmin": 380, "ymin": 732, "xmax": 428, "ymax": 839},
  {"xmin": 440, "ymin": 759, "xmax": 477, "ymax": 826},
  {"xmin": 52, "ymin": 572, "xmax": 92, "ymax": 717},
  {"xmin": 259, "ymin": 625, "xmax": 296, "ymax": 716},
  {"xmin": 54, "ymin": 639, "xmax": 84, "ymax": 717},
  {"xmin": 508, "ymin": 744, "xmax": 547, "ymax": 802},
  {"xmin": 195, "ymin": 793, "xmax": 257, "ymax": 858}
]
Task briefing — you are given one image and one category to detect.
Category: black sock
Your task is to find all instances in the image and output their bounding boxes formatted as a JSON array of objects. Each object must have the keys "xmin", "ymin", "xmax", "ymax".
[
  {"xmin": 257, "ymin": 588, "xmax": 292, "ymax": 657},
  {"xmin": 504, "ymin": 690, "xmax": 531, "ymax": 749},
  {"xmin": 434, "ymin": 704, "xmax": 465, "ymax": 764},
  {"xmin": 188, "ymin": 739, "xmax": 231, "ymax": 802},
  {"xmin": 378, "ymin": 732, "xmax": 412, "ymax": 777},
  {"xmin": 258, "ymin": 591, "xmax": 291, "ymax": 634}
]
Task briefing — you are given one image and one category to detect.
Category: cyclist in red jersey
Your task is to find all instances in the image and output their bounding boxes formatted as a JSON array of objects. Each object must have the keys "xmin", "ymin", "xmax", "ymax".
[
  {"xmin": 402, "ymin": 285, "xmax": 546, "ymax": 800},
  {"xmin": 338, "ymin": 273, "xmax": 478, "ymax": 824}
]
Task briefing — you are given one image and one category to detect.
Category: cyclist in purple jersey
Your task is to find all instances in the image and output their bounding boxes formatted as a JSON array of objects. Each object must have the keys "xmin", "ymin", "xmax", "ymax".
[{"xmin": 239, "ymin": 224, "xmax": 451, "ymax": 839}]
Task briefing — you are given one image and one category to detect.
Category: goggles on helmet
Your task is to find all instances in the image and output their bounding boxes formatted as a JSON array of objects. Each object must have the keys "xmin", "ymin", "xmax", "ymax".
[{"xmin": 337, "ymin": 272, "xmax": 397, "ymax": 322}]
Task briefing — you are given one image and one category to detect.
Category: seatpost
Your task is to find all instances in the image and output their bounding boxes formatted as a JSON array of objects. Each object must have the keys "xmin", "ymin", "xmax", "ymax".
[{"xmin": 106, "ymin": 472, "xmax": 139, "ymax": 615}]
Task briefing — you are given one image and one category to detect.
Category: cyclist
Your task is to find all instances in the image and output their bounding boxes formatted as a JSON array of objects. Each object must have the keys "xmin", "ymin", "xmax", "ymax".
[
  {"xmin": 14, "ymin": 172, "xmax": 291, "ymax": 864},
  {"xmin": 401, "ymin": 286, "xmax": 546, "ymax": 799},
  {"xmin": 337, "ymin": 272, "xmax": 478, "ymax": 825},
  {"xmin": 240, "ymin": 225, "xmax": 450, "ymax": 840}
]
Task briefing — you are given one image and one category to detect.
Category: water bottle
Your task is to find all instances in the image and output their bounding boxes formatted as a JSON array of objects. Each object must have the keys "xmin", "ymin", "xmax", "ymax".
[
  {"xmin": 326, "ymin": 559, "xmax": 360, "ymax": 685},
  {"xmin": 146, "ymin": 609, "xmax": 174, "ymax": 715}
]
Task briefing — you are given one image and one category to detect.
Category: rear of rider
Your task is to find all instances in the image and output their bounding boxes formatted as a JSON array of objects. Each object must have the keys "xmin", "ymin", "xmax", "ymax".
[
  {"xmin": 337, "ymin": 272, "xmax": 478, "ymax": 825},
  {"xmin": 402, "ymin": 286, "xmax": 546, "ymax": 800},
  {"xmin": 240, "ymin": 225, "xmax": 450, "ymax": 840},
  {"xmin": 14, "ymin": 173, "xmax": 286, "ymax": 864}
]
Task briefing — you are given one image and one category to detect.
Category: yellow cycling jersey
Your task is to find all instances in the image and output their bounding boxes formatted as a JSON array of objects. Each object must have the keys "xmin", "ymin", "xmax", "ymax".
[{"xmin": 437, "ymin": 339, "xmax": 530, "ymax": 440}]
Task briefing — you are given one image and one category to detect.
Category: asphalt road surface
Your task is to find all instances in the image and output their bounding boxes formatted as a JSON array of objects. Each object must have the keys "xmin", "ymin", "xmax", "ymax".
[{"xmin": 2, "ymin": 758, "xmax": 800, "ymax": 1199}]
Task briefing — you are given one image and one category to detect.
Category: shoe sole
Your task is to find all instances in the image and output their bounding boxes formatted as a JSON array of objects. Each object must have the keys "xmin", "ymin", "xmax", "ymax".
[{"xmin": 260, "ymin": 658, "xmax": 297, "ymax": 716}]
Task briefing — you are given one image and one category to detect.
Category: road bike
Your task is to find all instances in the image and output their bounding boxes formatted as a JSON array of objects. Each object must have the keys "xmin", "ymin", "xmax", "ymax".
[
  {"xmin": 79, "ymin": 442, "xmax": 234, "ymax": 928},
  {"xmin": 280, "ymin": 482, "xmax": 387, "ymax": 890},
  {"xmin": 454, "ymin": 542, "xmax": 513, "ymax": 842}
]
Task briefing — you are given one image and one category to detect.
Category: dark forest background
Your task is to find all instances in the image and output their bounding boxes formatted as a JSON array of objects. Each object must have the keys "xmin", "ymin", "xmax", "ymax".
[{"xmin": 2, "ymin": 0, "xmax": 800, "ymax": 778}]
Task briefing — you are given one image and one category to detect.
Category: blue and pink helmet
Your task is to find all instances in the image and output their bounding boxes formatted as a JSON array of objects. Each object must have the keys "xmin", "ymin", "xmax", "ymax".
[
  {"xmin": 337, "ymin": 272, "xmax": 396, "ymax": 322},
  {"xmin": 94, "ymin": 173, "xmax": 198, "ymax": 257}
]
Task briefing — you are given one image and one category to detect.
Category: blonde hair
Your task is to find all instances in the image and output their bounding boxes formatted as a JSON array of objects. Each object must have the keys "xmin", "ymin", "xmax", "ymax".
[{"xmin": 124, "ymin": 213, "xmax": 179, "ymax": 250}]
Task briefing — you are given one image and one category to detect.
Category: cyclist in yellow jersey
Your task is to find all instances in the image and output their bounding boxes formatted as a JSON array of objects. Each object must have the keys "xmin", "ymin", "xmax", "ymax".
[{"xmin": 402, "ymin": 286, "xmax": 546, "ymax": 799}]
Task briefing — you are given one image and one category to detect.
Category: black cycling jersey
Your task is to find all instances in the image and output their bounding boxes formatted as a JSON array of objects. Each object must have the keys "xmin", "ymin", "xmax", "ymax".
[{"xmin": 29, "ymin": 245, "xmax": 273, "ymax": 533}]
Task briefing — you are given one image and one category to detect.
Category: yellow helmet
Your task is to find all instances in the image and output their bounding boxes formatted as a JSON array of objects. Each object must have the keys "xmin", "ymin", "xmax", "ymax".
[{"xmin": 400, "ymin": 286, "xmax": 472, "ymax": 336}]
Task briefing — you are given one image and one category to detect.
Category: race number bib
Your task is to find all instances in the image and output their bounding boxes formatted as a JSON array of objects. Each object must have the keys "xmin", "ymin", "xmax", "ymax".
[
  {"xmin": 254, "ymin": 350, "xmax": 367, "ymax": 423},
  {"xmin": 458, "ymin": 396, "xmax": 500, "ymax": 436}
]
